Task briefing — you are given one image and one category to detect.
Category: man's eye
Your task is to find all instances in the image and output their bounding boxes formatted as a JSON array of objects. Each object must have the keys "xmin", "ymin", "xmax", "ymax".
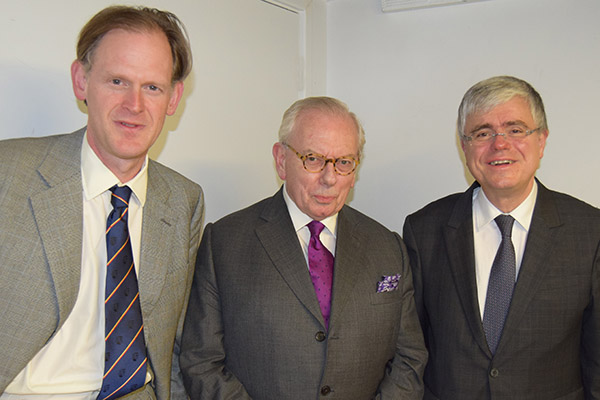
[
  {"xmin": 338, "ymin": 159, "xmax": 351, "ymax": 166},
  {"xmin": 508, "ymin": 127, "xmax": 525, "ymax": 135},
  {"xmin": 474, "ymin": 131, "xmax": 491, "ymax": 139},
  {"xmin": 111, "ymin": 79, "xmax": 122, "ymax": 85},
  {"xmin": 148, "ymin": 85, "xmax": 159, "ymax": 91},
  {"xmin": 306, "ymin": 155, "xmax": 319, "ymax": 162}
]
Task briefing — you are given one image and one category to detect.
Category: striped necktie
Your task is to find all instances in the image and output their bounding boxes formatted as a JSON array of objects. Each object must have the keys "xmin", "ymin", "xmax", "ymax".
[{"xmin": 98, "ymin": 185, "xmax": 147, "ymax": 399}]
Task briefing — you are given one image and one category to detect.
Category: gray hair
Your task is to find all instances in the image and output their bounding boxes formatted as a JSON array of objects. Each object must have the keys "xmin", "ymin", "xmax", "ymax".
[
  {"xmin": 457, "ymin": 76, "xmax": 548, "ymax": 138},
  {"xmin": 278, "ymin": 96, "xmax": 366, "ymax": 158}
]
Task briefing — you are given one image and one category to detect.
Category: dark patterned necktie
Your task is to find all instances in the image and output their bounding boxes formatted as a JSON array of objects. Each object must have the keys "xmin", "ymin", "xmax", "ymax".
[
  {"xmin": 98, "ymin": 185, "xmax": 147, "ymax": 400},
  {"xmin": 482, "ymin": 214, "xmax": 516, "ymax": 355},
  {"xmin": 307, "ymin": 221, "xmax": 335, "ymax": 329}
]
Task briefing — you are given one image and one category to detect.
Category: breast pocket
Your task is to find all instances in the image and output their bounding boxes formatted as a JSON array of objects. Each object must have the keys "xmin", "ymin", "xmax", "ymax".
[{"xmin": 370, "ymin": 289, "xmax": 403, "ymax": 305}]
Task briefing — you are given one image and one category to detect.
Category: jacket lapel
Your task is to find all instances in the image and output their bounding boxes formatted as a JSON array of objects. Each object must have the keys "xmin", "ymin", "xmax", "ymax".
[
  {"xmin": 496, "ymin": 182, "xmax": 560, "ymax": 352},
  {"xmin": 255, "ymin": 189, "xmax": 325, "ymax": 327},
  {"xmin": 444, "ymin": 183, "xmax": 492, "ymax": 355},
  {"xmin": 328, "ymin": 207, "xmax": 364, "ymax": 329},
  {"xmin": 30, "ymin": 129, "xmax": 85, "ymax": 329},
  {"xmin": 137, "ymin": 161, "xmax": 175, "ymax": 314}
]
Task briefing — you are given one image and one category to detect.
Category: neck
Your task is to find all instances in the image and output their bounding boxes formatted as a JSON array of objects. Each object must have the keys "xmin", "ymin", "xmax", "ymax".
[
  {"xmin": 108, "ymin": 161, "xmax": 143, "ymax": 183},
  {"xmin": 482, "ymin": 182, "xmax": 534, "ymax": 214}
]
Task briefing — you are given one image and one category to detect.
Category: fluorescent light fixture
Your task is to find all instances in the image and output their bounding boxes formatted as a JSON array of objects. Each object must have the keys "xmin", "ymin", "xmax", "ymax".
[{"xmin": 382, "ymin": 0, "xmax": 490, "ymax": 12}]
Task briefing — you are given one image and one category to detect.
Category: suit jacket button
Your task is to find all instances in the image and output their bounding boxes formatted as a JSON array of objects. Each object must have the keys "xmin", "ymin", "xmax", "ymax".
[
  {"xmin": 315, "ymin": 331, "xmax": 326, "ymax": 342},
  {"xmin": 320, "ymin": 385, "xmax": 331, "ymax": 395},
  {"xmin": 490, "ymin": 368, "xmax": 499, "ymax": 378}
]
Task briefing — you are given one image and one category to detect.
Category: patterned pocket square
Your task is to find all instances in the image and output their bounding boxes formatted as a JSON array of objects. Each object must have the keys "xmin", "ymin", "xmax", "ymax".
[{"xmin": 377, "ymin": 274, "xmax": 401, "ymax": 293}]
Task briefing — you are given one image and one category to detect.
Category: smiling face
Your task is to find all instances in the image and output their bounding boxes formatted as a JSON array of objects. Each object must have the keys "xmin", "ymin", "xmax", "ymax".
[
  {"xmin": 273, "ymin": 108, "xmax": 359, "ymax": 221},
  {"xmin": 71, "ymin": 28, "xmax": 184, "ymax": 181},
  {"xmin": 461, "ymin": 96, "xmax": 548, "ymax": 211}
]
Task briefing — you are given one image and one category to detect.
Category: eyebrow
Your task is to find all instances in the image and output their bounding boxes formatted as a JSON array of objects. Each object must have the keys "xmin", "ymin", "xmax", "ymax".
[
  {"xmin": 302, "ymin": 149, "xmax": 358, "ymax": 159},
  {"xmin": 469, "ymin": 120, "xmax": 530, "ymax": 133}
]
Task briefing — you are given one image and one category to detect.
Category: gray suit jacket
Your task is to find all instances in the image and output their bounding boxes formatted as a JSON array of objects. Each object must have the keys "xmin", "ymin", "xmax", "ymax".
[
  {"xmin": 180, "ymin": 188, "xmax": 427, "ymax": 400},
  {"xmin": 0, "ymin": 129, "xmax": 204, "ymax": 399},
  {"xmin": 402, "ymin": 181, "xmax": 600, "ymax": 400}
]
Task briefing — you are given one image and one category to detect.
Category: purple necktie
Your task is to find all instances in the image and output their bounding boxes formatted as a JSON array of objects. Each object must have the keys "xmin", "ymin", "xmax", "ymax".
[{"xmin": 307, "ymin": 221, "xmax": 334, "ymax": 329}]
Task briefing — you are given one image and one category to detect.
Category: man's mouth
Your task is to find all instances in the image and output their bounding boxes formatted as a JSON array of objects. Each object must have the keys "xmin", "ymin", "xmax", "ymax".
[
  {"xmin": 315, "ymin": 195, "xmax": 335, "ymax": 202},
  {"xmin": 489, "ymin": 160, "xmax": 514, "ymax": 166}
]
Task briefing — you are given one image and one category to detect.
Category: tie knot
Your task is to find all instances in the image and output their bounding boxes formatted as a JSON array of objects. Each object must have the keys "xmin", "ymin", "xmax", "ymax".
[
  {"xmin": 110, "ymin": 185, "xmax": 132, "ymax": 209},
  {"xmin": 307, "ymin": 220, "xmax": 325, "ymax": 238},
  {"xmin": 494, "ymin": 214, "xmax": 515, "ymax": 238}
]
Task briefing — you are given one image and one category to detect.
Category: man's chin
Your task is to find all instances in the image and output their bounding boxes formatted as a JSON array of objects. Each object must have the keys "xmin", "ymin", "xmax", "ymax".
[{"xmin": 309, "ymin": 205, "xmax": 341, "ymax": 220}]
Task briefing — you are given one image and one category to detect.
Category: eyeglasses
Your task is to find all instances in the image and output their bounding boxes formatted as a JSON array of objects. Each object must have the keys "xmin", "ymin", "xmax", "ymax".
[
  {"xmin": 462, "ymin": 126, "xmax": 541, "ymax": 145},
  {"xmin": 284, "ymin": 143, "xmax": 359, "ymax": 176}
]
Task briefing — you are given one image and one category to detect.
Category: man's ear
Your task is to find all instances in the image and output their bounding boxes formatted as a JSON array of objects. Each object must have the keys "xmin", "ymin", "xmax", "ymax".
[
  {"xmin": 71, "ymin": 60, "xmax": 88, "ymax": 101},
  {"xmin": 272, "ymin": 142, "xmax": 287, "ymax": 181},
  {"xmin": 167, "ymin": 81, "xmax": 185, "ymax": 116},
  {"xmin": 537, "ymin": 129, "xmax": 549, "ymax": 159}
]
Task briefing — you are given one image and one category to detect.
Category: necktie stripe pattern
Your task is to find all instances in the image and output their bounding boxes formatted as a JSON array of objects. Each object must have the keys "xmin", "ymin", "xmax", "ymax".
[
  {"xmin": 98, "ymin": 185, "xmax": 147, "ymax": 400},
  {"xmin": 105, "ymin": 263, "xmax": 135, "ymax": 303},
  {"xmin": 307, "ymin": 221, "xmax": 334, "ymax": 329},
  {"xmin": 105, "ymin": 292, "xmax": 141, "ymax": 341},
  {"xmin": 482, "ymin": 214, "xmax": 516, "ymax": 355},
  {"xmin": 103, "ymin": 326, "xmax": 146, "ymax": 376}
]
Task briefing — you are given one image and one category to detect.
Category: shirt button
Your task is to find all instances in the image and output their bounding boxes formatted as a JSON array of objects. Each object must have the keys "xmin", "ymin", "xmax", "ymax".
[
  {"xmin": 490, "ymin": 368, "xmax": 499, "ymax": 378},
  {"xmin": 320, "ymin": 386, "xmax": 331, "ymax": 395},
  {"xmin": 315, "ymin": 331, "xmax": 326, "ymax": 342}
]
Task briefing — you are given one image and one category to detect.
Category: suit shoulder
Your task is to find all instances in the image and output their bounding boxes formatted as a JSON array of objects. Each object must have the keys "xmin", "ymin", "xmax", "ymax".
[
  {"xmin": 340, "ymin": 206, "xmax": 409, "ymax": 257},
  {"xmin": 406, "ymin": 192, "xmax": 465, "ymax": 222},
  {"xmin": 546, "ymin": 188, "xmax": 599, "ymax": 212},
  {"xmin": 148, "ymin": 160, "xmax": 202, "ymax": 197},
  {"xmin": 149, "ymin": 160, "xmax": 199, "ymax": 188},
  {"xmin": 212, "ymin": 196, "xmax": 272, "ymax": 227},
  {"xmin": 341, "ymin": 205, "xmax": 397, "ymax": 234},
  {"xmin": 0, "ymin": 133, "xmax": 73, "ymax": 169},
  {"xmin": 0, "ymin": 131, "xmax": 83, "ymax": 193},
  {"xmin": 543, "ymin": 187, "xmax": 600, "ymax": 222}
]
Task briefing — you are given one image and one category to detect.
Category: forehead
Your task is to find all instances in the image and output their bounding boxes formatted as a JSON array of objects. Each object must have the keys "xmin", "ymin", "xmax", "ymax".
[
  {"xmin": 91, "ymin": 28, "xmax": 173, "ymax": 73},
  {"xmin": 466, "ymin": 96, "xmax": 534, "ymax": 129},
  {"xmin": 292, "ymin": 109, "xmax": 359, "ymax": 153}
]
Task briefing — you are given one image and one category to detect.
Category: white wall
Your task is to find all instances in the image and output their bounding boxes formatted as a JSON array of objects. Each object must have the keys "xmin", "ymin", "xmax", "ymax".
[{"xmin": 327, "ymin": 0, "xmax": 600, "ymax": 233}]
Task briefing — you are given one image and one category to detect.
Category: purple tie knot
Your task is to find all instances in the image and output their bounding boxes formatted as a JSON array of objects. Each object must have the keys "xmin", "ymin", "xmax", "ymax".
[{"xmin": 308, "ymin": 220, "xmax": 325, "ymax": 236}]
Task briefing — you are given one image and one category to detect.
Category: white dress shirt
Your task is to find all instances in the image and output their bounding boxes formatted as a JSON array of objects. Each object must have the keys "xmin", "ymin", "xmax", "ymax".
[
  {"xmin": 2, "ymin": 133, "xmax": 148, "ymax": 399},
  {"xmin": 282, "ymin": 185, "xmax": 338, "ymax": 264},
  {"xmin": 472, "ymin": 182, "xmax": 537, "ymax": 319}
]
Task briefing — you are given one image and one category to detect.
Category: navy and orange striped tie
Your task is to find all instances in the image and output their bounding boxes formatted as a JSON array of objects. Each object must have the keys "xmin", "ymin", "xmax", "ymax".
[{"xmin": 98, "ymin": 185, "xmax": 147, "ymax": 399}]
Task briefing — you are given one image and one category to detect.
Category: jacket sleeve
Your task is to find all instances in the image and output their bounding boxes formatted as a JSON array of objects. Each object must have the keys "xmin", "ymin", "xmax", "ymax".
[
  {"xmin": 582, "ymin": 240, "xmax": 600, "ymax": 399},
  {"xmin": 179, "ymin": 223, "xmax": 252, "ymax": 400},
  {"xmin": 376, "ymin": 232, "xmax": 428, "ymax": 399},
  {"xmin": 170, "ymin": 187, "xmax": 205, "ymax": 399}
]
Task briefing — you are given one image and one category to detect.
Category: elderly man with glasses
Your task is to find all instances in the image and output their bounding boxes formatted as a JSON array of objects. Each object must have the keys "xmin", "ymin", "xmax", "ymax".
[
  {"xmin": 403, "ymin": 76, "xmax": 600, "ymax": 399},
  {"xmin": 180, "ymin": 96, "xmax": 427, "ymax": 400}
]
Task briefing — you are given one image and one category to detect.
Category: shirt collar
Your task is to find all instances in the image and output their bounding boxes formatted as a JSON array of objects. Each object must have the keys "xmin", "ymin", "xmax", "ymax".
[
  {"xmin": 282, "ymin": 184, "xmax": 338, "ymax": 237},
  {"xmin": 81, "ymin": 131, "xmax": 148, "ymax": 205},
  {"xmin": 473, "ymin": 180, "xmax": 537, "ymax": 232}
]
